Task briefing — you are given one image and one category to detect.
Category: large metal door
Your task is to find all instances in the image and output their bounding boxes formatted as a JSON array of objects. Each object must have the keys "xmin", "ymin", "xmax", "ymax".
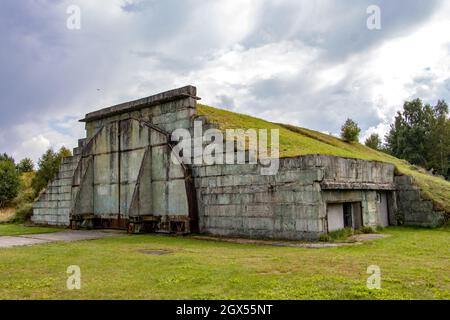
[
  {"xmin": 377, "ymin": 192, "xmax": 389, "ymax": 227},
  {"xmin": 327, "ymin": 203, "xmax": 344, "ymax": 231},
  {"xmin": 91, "ymin": 119, "xmax": 148, "ymax": 229}
]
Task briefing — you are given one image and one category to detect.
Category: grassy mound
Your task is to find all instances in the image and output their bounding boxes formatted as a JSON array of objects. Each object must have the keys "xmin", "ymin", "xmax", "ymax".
[{"xmin": 196, "ymin": 104, "xmax": 450, "ymax": 213}]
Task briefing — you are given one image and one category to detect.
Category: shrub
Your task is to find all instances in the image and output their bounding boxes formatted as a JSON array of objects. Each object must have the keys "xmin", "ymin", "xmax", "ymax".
[
  {"xmin": 15, "ymin": 172, "xmax": 36, "ymax": 205},
  {"xmin": 361, "ymin": 226, "xmax": 377, "ymax": 234},
  {"xmin": 341, "ymin": 118, "xmax": 361, "ymax": 142},
  {"xmin": 12, "ymin": 203, "xmax": 33, "ymax": 222},
  {"xmin": 320, "ymin": 228, "xmax": 354, "ymax": 242},
  {"xmin": 319, "ymin": 233, "xmax": 331, "ymax": 242},
  {"xmin": 0, "ymin": 160, "xmax": 20, "ymax": 208},
  {"xmin": 364, "ymin": 133, "xmax": 382, "ymax": 150},
  {"xmin": 395, "ymin": 210, "xmax": 405, "ymax": 225}
]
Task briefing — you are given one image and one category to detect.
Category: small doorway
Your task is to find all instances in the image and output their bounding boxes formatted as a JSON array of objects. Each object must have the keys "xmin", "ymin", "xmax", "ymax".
[
  {"xmin": 343, "ymin": 203, "xmax": 353, "ymax": 228},
  {"xmin": 376, "ymin": 192, "xmax": 389, "ymax": 227},
  {"xmin": 327, "ymin": 202, "xmax": 363, "ymax": 232}
]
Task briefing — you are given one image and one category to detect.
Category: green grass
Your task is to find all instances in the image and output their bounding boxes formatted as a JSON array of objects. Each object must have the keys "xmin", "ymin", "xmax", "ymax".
[
  {"xmin": 0, "ymin": 224, "xmax": 63, "ymax": 236},
  {"xmin": 319, "ymin": 228, "xmax": 355, "ymax": 242},
  {"xmin": 0, "ymin": 226, "xmax": 448, "ymax": 299},
  {"xmin": 196, "ymin": 104, "xmax": 450, "ymax": 214}
]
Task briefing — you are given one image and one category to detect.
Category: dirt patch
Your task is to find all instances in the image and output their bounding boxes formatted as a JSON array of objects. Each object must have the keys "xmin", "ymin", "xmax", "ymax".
[{"xmin": 138, "ymin": 249, "xmax": 171, "ymax": 255}]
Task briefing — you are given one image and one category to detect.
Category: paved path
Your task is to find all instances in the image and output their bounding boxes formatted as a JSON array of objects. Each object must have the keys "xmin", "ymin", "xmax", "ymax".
[
  {"xmin": 192, "ymin": 233, "xmax": 390, "ymax": 249},
  {"xmin": 0, "ymin": 230, "xmax": 126, "ymax": 249}
]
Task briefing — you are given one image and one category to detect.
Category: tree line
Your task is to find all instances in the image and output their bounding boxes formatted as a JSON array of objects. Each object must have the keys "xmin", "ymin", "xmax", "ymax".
[{"xmin": 340, "ymin": 99, "xmax": 449, "ymax": 180}]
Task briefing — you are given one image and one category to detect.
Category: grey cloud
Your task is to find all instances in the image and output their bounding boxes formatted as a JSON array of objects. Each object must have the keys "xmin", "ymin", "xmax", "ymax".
[
  {"xmin": 244, "ymin": 0, "xmax": 442, "ymax": 62},
  {"xmin": 247, "ymin": 71, "xmax": 381, "ymax": 134},
  {"xmin": 406, "ymin": 68, "xmax": 450, "ymax": 104},
  {"xmin": 215, "ymin": 95, "xmax": 236, "ymax": 109}
]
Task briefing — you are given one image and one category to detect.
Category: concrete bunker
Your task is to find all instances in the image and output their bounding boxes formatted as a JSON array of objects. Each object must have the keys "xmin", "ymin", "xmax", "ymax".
[{"xmin": 31, "ymin": 86, "xmax": 444, "ymax": 240}]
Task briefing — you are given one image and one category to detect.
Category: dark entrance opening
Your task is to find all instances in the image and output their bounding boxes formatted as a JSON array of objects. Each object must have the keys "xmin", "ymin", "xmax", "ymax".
[{"xmin": 343, "ymin": 203, "xmax": 353, "ymax": 228}]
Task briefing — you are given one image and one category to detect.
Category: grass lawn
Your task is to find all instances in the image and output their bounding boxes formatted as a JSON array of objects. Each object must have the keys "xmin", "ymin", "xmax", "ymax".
[
  {"xmin": 0, "ymin": 226, "xmax": 448, "ymax": 299},
  {"xmin": 0, "ymin": 224, "xmax": 63, "ymax": 236}
]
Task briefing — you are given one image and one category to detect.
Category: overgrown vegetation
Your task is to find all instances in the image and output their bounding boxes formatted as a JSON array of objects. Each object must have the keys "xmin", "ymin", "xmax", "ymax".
[
  {"xmin": 0, "ymin": 147, "xmax": 71, "ymax": 223},
  {"xmin": 31, "ymin": 147, "xmax": 72, "ymax": 198},
  {"xmin": 318, "ymin": 226, "xmax": 380, "ymax": 242},
  {"xmin": 319, "ymin": 228, "xmax": 354, "ymax": 242},
  {"xmin": 196, "ymin": 104, "xmax": 450, "ymax": 213}
]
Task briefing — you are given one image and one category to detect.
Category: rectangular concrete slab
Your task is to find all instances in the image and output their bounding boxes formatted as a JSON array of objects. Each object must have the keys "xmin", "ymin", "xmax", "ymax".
[
  {"xmin": 20, "ymin": 230, "xmax": 126, "ymax": 242},
  {"xmin": 0, "ymin": 236, "xmax": 50, "ymax": 248},
  {"xmin": 0, "ymin": 230, "xmax": 126, "ymax": 248}
]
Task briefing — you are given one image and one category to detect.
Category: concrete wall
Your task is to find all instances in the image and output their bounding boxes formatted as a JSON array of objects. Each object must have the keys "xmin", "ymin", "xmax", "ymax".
[
  {"xmin": 193, "ymin": 155, "xmax": 396, "ymax": 240},
  {"xmin": 395, "ymin": 175, "xmax": 446, "ymax": 227},
  {"xmin": 32, "ymin": 155, "xmax": 80, "ymax": 226}
]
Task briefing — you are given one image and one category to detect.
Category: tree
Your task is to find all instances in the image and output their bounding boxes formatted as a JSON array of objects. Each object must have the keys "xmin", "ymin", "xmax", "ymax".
[
  {"xmin": 386, "ymin": 99, "xmax": 450, "ymax": 179},
  {"xmin": 31, "ymin": 147, "xmax": 72, "ymax": 196},
  {"xmin": 340, "ymin": 118, "xmax": 361, "ymax": 142},
  {"xmin": 0, "ymin": 153, "xmax": 14, "ymax": 164},
  {"xmin": 365, "ymin": 133, "xmax": 382, "ymax": 150},
  {"xmin": 17, "ymin": 158, "xmax": 34, "ymax": 173},
  {"xmin": 425, "ymin": 100, "xmax": 450, "ymax": 178},
  {"xmin": 0, "ymin": 160, "xmax": 20, "ymax": 207},
  {"xmin": 58, "ymin": 146, "xmax": 72, "ymax": 159}
]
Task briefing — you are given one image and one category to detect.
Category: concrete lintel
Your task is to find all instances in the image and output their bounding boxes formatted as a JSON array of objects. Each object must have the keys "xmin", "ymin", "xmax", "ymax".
[
  {"xmin": 320, "ymin": 181, "xmax": 396, "ymax": 190},
  {"xmin": 80, "ymin": 85, "xmax": 200, "ymax": 123}
]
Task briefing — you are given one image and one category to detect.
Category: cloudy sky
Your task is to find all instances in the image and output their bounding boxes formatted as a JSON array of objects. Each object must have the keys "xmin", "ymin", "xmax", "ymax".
[{"xmin": 1, "ymin": 0, "xmax": 450, "ymax": 163}]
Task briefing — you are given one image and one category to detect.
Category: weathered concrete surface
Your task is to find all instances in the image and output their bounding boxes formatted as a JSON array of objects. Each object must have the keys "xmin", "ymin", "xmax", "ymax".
[
  {"xmin": 20, "ymin": 230, "xmax": 126, "ymax": 242},
  {"xmin": 395, "ymin": 175, "xmax": 446, "ymax": 227},
  {"xmin": 192, "ymin": 235, "xmax": 366, "ymax": 248},
  {"xmin": 0, "ymin": 236, "xmax": 50, "ymax": 248},
  {"xmin": 32, "ymin": 155, "xmax": 81, "ymax": 226},
  {"xmin": 33, "ymin": 86, "xmax": 198, "ymax": 233},
  {"xmin": 349, "ymin": 234, "xmax": 391, "ymax": 241},
  {"xmin": 0, "ymin": 230, "xmax": 126, "ymax": 249},
  {"xmin": 193, "ymin": 155, "xmax": 396, "ymax": 240}
]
